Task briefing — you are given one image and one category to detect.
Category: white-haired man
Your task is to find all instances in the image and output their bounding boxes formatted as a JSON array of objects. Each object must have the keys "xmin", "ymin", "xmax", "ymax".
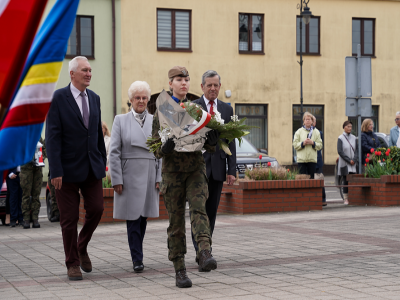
[
  {"xmin": 389, "ymin": 112, "xmax": 400, "ymax": 147},
  {"xmin": 46, "ymin": 56, "xmax": 107, "ymax": 280}
]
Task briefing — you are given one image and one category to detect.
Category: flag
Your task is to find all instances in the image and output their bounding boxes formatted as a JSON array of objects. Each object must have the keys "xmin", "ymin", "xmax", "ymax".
[
  {"xmin": 0, "ymin": 0, "xmax": 48, "ymax": 120},
  {"xmin": 0, "ymin": 0, "xmax": 80, "ymax": 170}
]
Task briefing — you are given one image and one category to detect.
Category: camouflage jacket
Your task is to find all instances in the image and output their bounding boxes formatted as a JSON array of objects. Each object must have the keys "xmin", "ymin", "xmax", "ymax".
[
  {"xmin": 152, "ymin": 108, "xmax": 215, "ymax": 173},
  {"xmin": 21, "ymin": 137, "xmax": 46, "ymax": 169}
]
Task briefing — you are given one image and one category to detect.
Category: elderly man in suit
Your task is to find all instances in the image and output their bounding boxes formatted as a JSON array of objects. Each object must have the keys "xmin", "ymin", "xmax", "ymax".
[
  {"xmin": 109, "ymin": 81, "xmax": 162, "ymax": 273},
  {"xmin": 46, "ymin": 56, "xmax": 107, "ymax": 281},
  {"xmin": 192, "ymin": 70, "xmax": 236, "ymax": 271}
]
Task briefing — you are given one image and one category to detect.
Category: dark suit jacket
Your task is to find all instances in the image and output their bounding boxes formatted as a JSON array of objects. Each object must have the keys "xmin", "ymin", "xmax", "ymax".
[
  {"xmin": 316, "ymin": 131, "xmax": 323, "ymax": 171},
  {"xmin": 45, "ymin": 84, "xmax": 106, "ymax": 182},
  {"xmin": 193, "ymin": 96, "xmax": 236, "ymax": 182}
]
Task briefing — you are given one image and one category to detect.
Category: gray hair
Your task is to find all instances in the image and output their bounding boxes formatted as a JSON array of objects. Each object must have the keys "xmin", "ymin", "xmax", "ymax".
[
  {"xmin": 396, "ymin": 111, "xmax": 400, "ymax": 116},
  {"xmin": 68, "ymin": 56, "xmax": 89, "ymax": 75},
  {"xmin": 128, "ymin": 81, "xmax": 151, "ymax": 100},
  {"xmin": 201, "ymin": 70, "xmax": 221, "ymax": 86}
]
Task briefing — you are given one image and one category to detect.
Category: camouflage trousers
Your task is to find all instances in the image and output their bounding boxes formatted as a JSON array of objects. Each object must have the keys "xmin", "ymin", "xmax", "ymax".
[
  {"xmin": 48, "ymin": 176, "xmax": 59, "ymax": 217},
  {"xmin": 20, "ymin": 166, "xmax": 42, "ymax": 220},
  {"xmin": 160, "ymin": 170, "xmax": 211, "ymax": 271}
]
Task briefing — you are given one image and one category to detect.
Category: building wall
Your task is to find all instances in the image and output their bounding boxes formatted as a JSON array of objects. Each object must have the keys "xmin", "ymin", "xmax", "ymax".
[
  {"xmin": 41, "ymin": 0, "xmax": 121, "ymax": 181},
  {"xmin": 120, "ymin": 0, "xmax": 400, "ymax": 166}
]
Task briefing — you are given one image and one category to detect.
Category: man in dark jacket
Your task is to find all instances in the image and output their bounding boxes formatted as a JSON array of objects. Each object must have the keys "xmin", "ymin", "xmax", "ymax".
[
  {"xmin": 192, "ymin": 70, "xmax": 236, "ymax": 270},
  {"xmin": 313, "ymin": 118, "xmax": 326, "ymax": 206},
  {"xmin": 46, "ymin": 56, "xmax": 107, "ymax": 281}
]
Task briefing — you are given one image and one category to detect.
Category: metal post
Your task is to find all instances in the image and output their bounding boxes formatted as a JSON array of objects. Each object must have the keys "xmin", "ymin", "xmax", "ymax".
[
  {"xmin": 357, "ymin": 44, "xmax": 362, "ymax": 174},
  {"xmin": 299, "ymin": 6, "xmax": 303, "ymax": 116}
]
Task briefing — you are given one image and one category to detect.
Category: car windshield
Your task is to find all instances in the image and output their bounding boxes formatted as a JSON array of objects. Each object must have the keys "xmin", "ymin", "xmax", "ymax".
[{"xmin": 235, "ymin": 138, "xmax": 258, "ymax": 153}]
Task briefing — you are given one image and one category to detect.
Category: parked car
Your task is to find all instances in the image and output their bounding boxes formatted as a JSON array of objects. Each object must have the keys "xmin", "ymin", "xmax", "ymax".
[
  {"xmin": 335, "ymin": 132, "xmax": 389, "ymax": 199},
  {"xmin": 233, "ymin": 137, "xmax": 279, "ymax": 178},
  {"xmin": 0, "ymin": 180, "xmax": 7, "ymax": 225}
]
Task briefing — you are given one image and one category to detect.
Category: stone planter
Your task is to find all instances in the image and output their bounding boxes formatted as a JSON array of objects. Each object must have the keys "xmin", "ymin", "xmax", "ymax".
[
  {"xmin": 347, "ymin": 174, "xmax": 400, "ymax": 207},
  {"xmin": 78, "ymin": 188, "xmax": 168, "ymax": 225},
  {"xmin": 218, "ymin": 179, "xmax": 324, "ymax": 214}
]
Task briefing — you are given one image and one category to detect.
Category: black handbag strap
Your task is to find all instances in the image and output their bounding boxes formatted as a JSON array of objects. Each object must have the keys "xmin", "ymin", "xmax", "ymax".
[{"xmin": 343, "ymin": 134, "xmax": 355, "ymax": 153}]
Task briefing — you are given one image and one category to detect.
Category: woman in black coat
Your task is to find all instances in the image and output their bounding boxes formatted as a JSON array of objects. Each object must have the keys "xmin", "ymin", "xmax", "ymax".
[{"xmin": 361, "ymin": 118, "xmax": 380, "ymax": 164}]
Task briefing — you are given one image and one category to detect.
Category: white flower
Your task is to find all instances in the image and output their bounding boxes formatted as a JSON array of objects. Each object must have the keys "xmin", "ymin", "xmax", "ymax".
[
  {"xmin": 231, "ymin": 115, "xmax": 239, "ymax": 122},
  {"xmin": 213, "ymin": 110, "xmax": 224, "ymax": 125},
  {"xmin": 159, "ymin": 127, "xmax": 171, "ymax": 143}
]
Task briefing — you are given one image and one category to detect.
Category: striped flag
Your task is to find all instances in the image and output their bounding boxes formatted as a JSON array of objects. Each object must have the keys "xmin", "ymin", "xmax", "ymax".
[
  {"xmin": 0, "ymin": 0, "xmax": 48, "ymax": 121},
  {"xmin": 0, "ymin": 0, "xmax": 80, "ymax": 170}
]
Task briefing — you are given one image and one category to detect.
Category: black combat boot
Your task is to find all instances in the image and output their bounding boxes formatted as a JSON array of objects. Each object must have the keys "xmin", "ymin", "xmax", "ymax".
[
  {"xmin": 198, "ymin": 249, "xmax": 217, "ymax": 272},
  {"xmin": 175, "ymin": 269, "xmax": 192, "ymax": 288},
  {"xmin": 50, "ymin": 215, "xmax": 60, "ymax": 222},
  {"xmin": 23, "ymin": 220, "xmax": 30, "ymax": 229},
  {"xmin": 32, "ymin": 220, "xmax": 40, "ymax": 228}
]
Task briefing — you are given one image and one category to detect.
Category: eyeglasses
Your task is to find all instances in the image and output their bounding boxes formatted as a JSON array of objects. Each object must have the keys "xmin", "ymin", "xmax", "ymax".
[
  {"xmin": 395, "ymin": 118, "xmax": 400, "ymax": 121},
  {"xmin": 133, "ymin": 96, "xmax": 148, "ymax": 102}
]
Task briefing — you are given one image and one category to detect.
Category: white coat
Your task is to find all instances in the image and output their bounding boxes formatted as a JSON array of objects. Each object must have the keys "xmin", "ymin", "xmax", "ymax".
[{"xmin": 109, "ymin": 112, "xmax": 162, "ymax": 220}]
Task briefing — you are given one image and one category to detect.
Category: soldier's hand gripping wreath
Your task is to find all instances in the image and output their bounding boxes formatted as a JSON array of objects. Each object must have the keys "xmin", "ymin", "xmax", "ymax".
[
  {"xmin": 205, "ymin": 129, "xmax": 220, "ymax": 146},
  {"xmin": 162, "ymin": 138, "xmax": 175, "ymax": 154}
]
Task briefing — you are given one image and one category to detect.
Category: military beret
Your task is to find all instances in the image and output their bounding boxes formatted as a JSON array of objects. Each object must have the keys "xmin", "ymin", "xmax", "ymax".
[{"xmin": 168, "ymin": 66, "xmax": 189, "ymax": 78}]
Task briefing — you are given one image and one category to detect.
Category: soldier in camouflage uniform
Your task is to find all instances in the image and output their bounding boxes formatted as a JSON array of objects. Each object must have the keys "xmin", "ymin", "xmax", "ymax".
[
  {"xmin": 152, "ymin": 66, "xmax": 220, "ymax": 288},
  {"xmin": 20, "ymin": 137, "xmax": 46, "ymax": 229},
  {"xmin": 48, "ymin": 172, "xmax": 60, "ymax": 222}
]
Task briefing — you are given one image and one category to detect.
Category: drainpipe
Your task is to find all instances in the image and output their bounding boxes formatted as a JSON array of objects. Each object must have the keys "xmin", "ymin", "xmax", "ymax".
[{"xmin": 112, "ymin": 0, "xmax": 117, "ymax": 117}]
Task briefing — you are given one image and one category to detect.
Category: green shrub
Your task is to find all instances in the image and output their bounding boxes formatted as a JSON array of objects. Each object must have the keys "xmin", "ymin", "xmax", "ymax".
[{"xmin": 364, "ymin": 146, "xmax": 400, "ymax": 178}]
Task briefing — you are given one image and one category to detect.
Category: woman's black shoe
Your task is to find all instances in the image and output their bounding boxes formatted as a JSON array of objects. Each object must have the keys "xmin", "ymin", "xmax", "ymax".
[{"xmin": 133, "ymin": 261, "xmax": 144, "ymax": 273}]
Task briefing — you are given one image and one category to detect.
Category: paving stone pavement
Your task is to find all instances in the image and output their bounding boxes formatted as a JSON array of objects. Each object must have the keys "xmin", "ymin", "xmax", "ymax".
[{"xmin": 1, "ymin": 204, "xmax": 400, "ymax": 300}]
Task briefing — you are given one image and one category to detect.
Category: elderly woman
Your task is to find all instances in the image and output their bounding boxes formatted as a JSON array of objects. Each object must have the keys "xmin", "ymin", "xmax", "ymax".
[
  {"xmin": 361, "ymin": 118, "xmax": 380, "ymax": 164},
  {"xmin": 293, "ymin": 112, "xmax": 323, "ymax": 179},
  {"xmin": 109, "ymin": 81, "xmax": 161, "ymax": 273},
  {"xmin": 337, "ymin": 121, "xmax": 358, "ymax": 205},
  {"xmin": 102, "ymin": 121, "xmax": 111, "ymax": 173}
]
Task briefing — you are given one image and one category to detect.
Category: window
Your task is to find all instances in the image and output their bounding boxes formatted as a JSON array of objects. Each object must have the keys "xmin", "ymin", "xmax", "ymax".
[
  {"xmin": 157, "ymin": 9, "xmax": 191, "ymax": 51},
  {"xmin": 66, "ymin": 16, "xmax": 94, "ymax": 59},
  {"xmin": 352, "ymin": 18, "xmax": 375, "ymax": 56},
  {"xmin": 348, "ymin": 106, "xmax": 379, "ymax": 136},
  {"xmin": 239, "ymin": 13, "xmax": 264, "ymax": 54},
  {"xmin": 296, "ymin": 16, "xmax": 320, "ymax": 55},
  {"xmin": 292, "ymin": 105, "xmax": 324, "ymax": 163},
  {"xmin": 236, "ymin": 104, "xmax": 268, "ymax": 151}
]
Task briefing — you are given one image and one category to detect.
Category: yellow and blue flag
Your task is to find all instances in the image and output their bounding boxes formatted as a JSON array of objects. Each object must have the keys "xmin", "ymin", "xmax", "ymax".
[{"xmin": 0, "ymin": 0, "xmax": 80, "ymax": 170}]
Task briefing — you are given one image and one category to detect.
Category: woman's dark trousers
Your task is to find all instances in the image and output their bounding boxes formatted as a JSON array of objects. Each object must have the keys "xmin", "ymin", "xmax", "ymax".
[
  {"xmin": 126, "ymin": 216, "xmax": 147, "ymax": 262},
  {"xmin": 298, "ymin": 163, "xmax": 317, "ymax": 179},
  {"xmin": 343, "ymin": 172, "xmax": 356, "ymax": 194},
  {"xmin": 6, "ymin": 176, "xmax": 23, "ymax": 223}
]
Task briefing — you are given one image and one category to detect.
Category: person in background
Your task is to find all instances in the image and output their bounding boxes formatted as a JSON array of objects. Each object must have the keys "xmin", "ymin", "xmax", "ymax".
[
  {"xmin": 109, "ymin": 81, "xmax": 161, "ymax": 274},
  {"xmin": 313, "ymin": 117, "xmax": 326, "ymax": 206},
  {"xmin": 4, "ymin": 183, "xmax": 10, "ymax": 226},
  {"xmin": 191, "ymin": 70, "xmax": 236, "ymax": 270},
  {"xmin": 20, "ymin": 137, "xmax": 46, "ymax": 229},
  {"xmin": 48, "ymin": 171, "xmax": 60, "ymax": 222},
  {"xmin": 102, "ymin": 121, "xmax": 111, "ymax": 175},
  {"xmin": 6, "ymin": 166, "xmax": 23, "ymax": 227},
  {"xmin": 388, "ymin": 112, "xmax": 400, "ymax": 147},
  {"xmin": 361, "ymin": 118, "xmax": 380, "ymax": 164},
  {"xmin": 293, "ymin": 112, "xmax": 323, "ymax": 179},
  {"xmin": 337, "ymin": 121, "xmax": 358, "ymax": 205}
]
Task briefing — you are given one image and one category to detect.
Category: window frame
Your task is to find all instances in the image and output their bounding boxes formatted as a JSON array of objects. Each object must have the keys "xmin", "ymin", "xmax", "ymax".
[
  {"xmin": 156, "ymin": 8, "xmax": 192, "ymax": 52},
  {"xmin": 352, "ymin": 18, "xmax": 375, "ymax": 57},
  {"xmin": 235, "ymin": 104, "xmax": 268, "ymax": 151},
  {"xmin": 348, "ymin": 105, "xmax": 379, "ymax": 136},
  {"xmin": 65, "ymin": 15, "xmax": 95, "ymax": 60},
  {"xmin": 238, "ymin": 13, "xmax": 265, "ymax": 55},
  {"xmin": 296, "ymin": 16, "xmax": 321, "ymax": 56}
]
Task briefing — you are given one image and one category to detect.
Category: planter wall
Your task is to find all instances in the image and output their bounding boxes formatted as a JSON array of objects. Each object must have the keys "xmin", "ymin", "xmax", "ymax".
[
  {"xmin": 78, "ymin": 188, "xmax": 168, "ymax": 225},
  {"xmin": 348, "ymin": 174, "xmax": 400, "ymax": 207},
  {"xmin": 218, "ymin": 179, "xmax": 324, "ymax": 214}
]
